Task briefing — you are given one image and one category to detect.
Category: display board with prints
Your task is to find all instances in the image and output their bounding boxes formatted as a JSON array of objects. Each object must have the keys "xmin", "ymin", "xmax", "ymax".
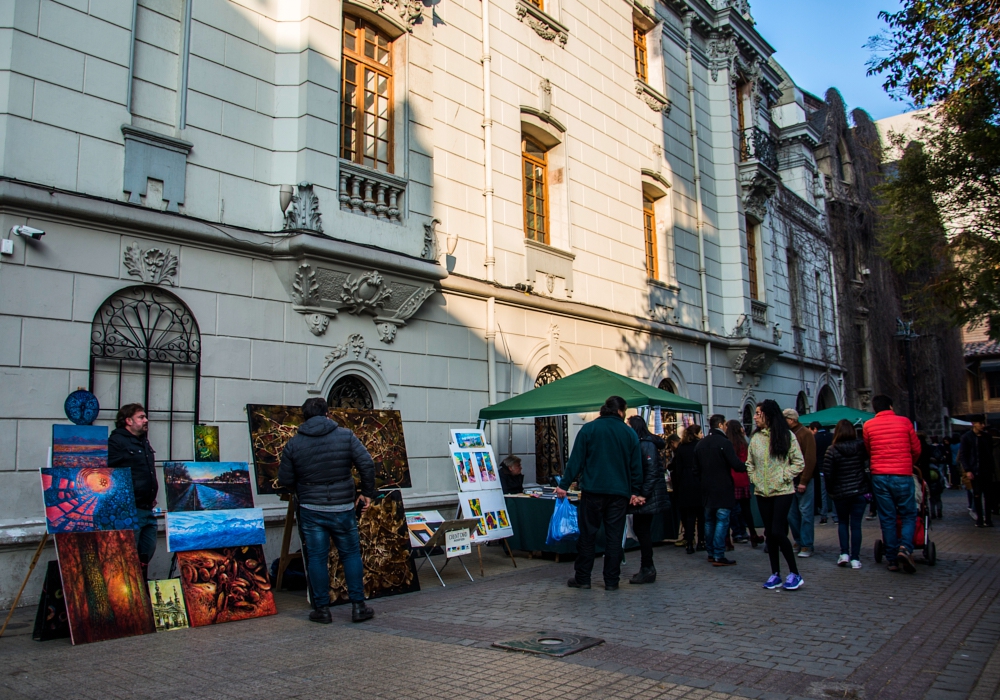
[{"xmin": 449, "ymin": 429, "xmax": 512, "ymax": 542}]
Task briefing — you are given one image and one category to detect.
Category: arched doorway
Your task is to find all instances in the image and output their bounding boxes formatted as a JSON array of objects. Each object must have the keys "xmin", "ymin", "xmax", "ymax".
[
  {"xmin": 817, "ymin": 385, "xmax": 837, "ymax": 411},
  {"xmin": 89, "ymin": 285, "xmax": 201, "ymax": 461},
  {"xmin": 534, "ymin": 365, "xmax": 567, "ymax": 484},
  {"xmin": 796, "ymin": 391, "xmax": 809, "ymax": 416},
  {"xmin": 742, "ymin": 402, "xmax": 755, "ymax": 437},
  {"xmin": 657, "ymin": 378, "xmax": 679, "ymax": 436},
  {"xmin": 328, "ymin": 375, "xmax": 374, "ymax": 409}
]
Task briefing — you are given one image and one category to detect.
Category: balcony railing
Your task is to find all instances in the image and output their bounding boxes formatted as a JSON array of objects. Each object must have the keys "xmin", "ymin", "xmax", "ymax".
[
  {"xmin": 739, "ymin": 127, "xmax": 778, "ymax": 171},
  {"xmin": 751, "ymin": 300, "xmax": 767, "ymax": 326},
  {"xmin": 339, "ymin": 161, "xmax": 407, "ymax": 224}
]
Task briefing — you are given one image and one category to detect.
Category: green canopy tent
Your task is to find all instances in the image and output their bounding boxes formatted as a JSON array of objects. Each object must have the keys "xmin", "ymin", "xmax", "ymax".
[
  {"xmin": 477, "ymin": 365, "xmax": 702, "ymax": 421},
  {"xmin": 797, "ymin": 405, "xmax": 875, "ymax": 428}
]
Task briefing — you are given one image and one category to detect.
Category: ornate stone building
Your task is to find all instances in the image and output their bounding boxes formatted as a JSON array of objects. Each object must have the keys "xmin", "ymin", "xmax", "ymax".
[{"xmin": 0, "ymin": 0, "xmax": 842, "ymax": 601}]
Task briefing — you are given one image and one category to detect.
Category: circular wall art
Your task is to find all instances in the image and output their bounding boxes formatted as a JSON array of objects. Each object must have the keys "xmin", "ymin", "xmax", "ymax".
[{"xmin": 64, "ymin": 390, "xmax": 100, "ymax": 426}]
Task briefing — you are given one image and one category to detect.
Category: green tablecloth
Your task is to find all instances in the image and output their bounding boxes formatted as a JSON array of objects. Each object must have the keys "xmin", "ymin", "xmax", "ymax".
[{"xmin": 504, "ymin": 495, "xmax": 678, "ymax": 555}]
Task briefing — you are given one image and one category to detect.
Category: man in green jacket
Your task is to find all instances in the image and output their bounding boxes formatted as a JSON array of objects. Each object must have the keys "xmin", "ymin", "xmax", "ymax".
[{"xmin": 555, "ymin": 396, "xmax": 644, "ymax": 590}]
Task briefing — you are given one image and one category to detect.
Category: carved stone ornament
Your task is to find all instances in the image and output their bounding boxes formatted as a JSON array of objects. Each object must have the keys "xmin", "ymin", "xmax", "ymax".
[
  {"xmin": 516, "ymin": 0, "xmax": 568, "ymax": 45},
  {"xmin": 727, "ymin": 339, "xmax": 782, "ymax": 385},
  {"xmin": 740, "ymin": 168, "xmax": 778, "ymax": 224},
  {"xmin": 707, "ymin": 34, "xmax": 739, "ymax": 82},
  {"xmin": 123, "ymin": 242, "xmax": 178, "ymax": 286},
  {"xmin": 635, "ymin": 80, "xmax": 671, "ymax": 115},
  {"xmin": 283, "ymin": 182, "xmax": 324, "ymax": 233},
  {"xmin": 324, "ymin": 333, "xmax": 382, "ymax": 370},
  {"xmin": 422, "ymin": 219, "xmax": 439, "ymax": 260},
  {"xmin": 280, "ymin": 259, "xmax": 437, "ymax": 342}
]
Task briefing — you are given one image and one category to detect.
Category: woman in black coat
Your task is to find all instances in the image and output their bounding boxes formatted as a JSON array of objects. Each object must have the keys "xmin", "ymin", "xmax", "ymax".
[
  {"xmin": 626, "ymin": 416, "xmax": 670, "ymax": 584},
  {"xmin": 669, "ymin": 424, "xmax": 703, "ymax": 554},
  {"xmin": 821, "ymin": 419, "xmax": 869, "ymax": 569}
]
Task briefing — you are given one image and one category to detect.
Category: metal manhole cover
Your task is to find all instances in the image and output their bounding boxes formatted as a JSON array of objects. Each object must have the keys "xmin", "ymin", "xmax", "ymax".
[{"xmin": 492, "ymin": 630, "xmax": 604, "ymax": 657}]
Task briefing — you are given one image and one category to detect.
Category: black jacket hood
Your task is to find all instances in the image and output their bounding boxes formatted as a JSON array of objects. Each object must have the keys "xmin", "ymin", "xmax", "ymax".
[{"xmin": 297, "ymin": 415, "xmax": 338, "ymax": 437}]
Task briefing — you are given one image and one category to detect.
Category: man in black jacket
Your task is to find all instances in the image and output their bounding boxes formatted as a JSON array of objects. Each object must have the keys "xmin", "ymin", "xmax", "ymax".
[
  {"xmin": 960, "ymin": 415, "xmax": 995, "ymax": 527},
  {"xmin": 695, "ymin": 414, "xmax": 745, "ymax": 567},
  {"xmin": 108, "ymin": 403, "xmax": 158, "ymax": 574},
  {"xmin": 499, "ymin": 456, "xmax": 524, "ymax": 494},
  {"xmin": 278, "ymin": 397, "xmax": 378, "ymax": 623}
]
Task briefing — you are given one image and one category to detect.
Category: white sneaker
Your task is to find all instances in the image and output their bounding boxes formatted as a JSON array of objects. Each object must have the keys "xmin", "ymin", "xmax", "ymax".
[
  {"xmin": 837, "ymin": 554, "xmax": 850, "ymax": 567},
  {"xmin": 850, "ymin": 560, "xmax": 862, "ymax": 569},
  {"xmin": 798, "ymin": 548, "xmax": 812, "ymax": 558}
]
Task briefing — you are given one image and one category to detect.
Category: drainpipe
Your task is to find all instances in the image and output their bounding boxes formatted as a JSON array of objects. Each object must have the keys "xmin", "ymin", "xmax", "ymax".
[
  {"xmin": 482, "ymin": 0, "xmax": 495, "ymax": 283},
  {"xmin": 828, "ymin": 249, "xmax": 842, "ymax": 367},
  {"xmin": 684, "ymin": 12, "xmax": 713, "ymax": 414},
  {"xmin": 487, "ymin": 297, "xmax": 498, "ymax": 441}
]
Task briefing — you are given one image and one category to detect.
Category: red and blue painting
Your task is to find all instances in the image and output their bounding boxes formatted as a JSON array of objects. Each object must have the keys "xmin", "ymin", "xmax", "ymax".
[
  {"xmin": 41, "ymin": 467, "xmax": 137, "ymax": 532},
  {"xmin": 52, "ymin": 424, "xmax": 109, "ymax": 469}
]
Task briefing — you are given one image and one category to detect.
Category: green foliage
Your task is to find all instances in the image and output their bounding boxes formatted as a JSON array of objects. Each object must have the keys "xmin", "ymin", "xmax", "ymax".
[{"xmin": 869, "ymin": 0, "xmax": 1000, "ymax": 338}]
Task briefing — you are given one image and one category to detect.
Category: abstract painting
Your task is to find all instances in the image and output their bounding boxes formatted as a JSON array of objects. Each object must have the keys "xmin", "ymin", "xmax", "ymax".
[
  {"xmin": 32, "ymin": 561, "xmax": 70, "ymax": 641},
  {"xmin": 164, "ymin": 462, "xmax": 254, "ymax": 512},
  {"xmin": 328, "ymin": 409, "xmax": 412, "ymax": 489},
  {"xmin": 327, "ymin": 489, "xmax": 419, "ymax": 605},
  {"xmin": 147, "ymin": 579, "xmax": 189, "ymax": 632},
  {"xmin": 451, "ymin": 451, "xmax": 479, "ymax": 490},
  {"xmin": 459, "ymin": 490, "xmax": 512, "ymax": 541},
  {"xmin": 451, "ymin": 429, "xmax": 487, "ymax": 448},
  {"xmin": 193, "ymin": 425, "xmax": 220, "ymax": 462},
  {"xmin": 475, "ymin": 452, "xmax": 499, "ymax": 484},
  {"xmin": 54, "ymin": 530, "xmax": 155, "ymax": 644},
  {"xmin": 52, "ymin": 424, "xmax": 108, "ymax": 469},
  {"xmin": 177, "ymin": 545, "xmax": 276, "ymax": 626},
  {"xmin": 41, "ymin": 467, "xmax": 137, "ymax": 532},
  {"xmin": 247, "ymin": 404, "xmax": 412, "ymax": 494},
  {"xmin": 166, "ymin": 508, "xmax": 266, "ymax": 552}
]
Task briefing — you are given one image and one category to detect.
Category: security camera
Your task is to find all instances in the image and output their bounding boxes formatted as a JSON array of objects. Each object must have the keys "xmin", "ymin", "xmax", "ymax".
[{"xmin": 11, "ymin": 225, "xmax": 45, "ymax": 240}]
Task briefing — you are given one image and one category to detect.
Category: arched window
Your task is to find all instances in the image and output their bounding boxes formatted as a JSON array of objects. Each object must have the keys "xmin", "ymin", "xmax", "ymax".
[
  {"xmin": 89, "ymin": 285, "xmax": 201, "ymax": 460},
  {"xmin": 522, "ymin": 135, "xmax": 549, "ymax": 244},
  {"xmin": 796, "ymin": 391, "xmax": 809, "ymax": 416},
  {"xmin": 328, "ymin": 375, "xmax": 374, "ymax": 409},
  {"xmin": 742, "ymin": 402, "xmax": 755, "ymax": 437},
  {"xmin": 657, "ymin": 378, "xmax": 678, "ymax": 436},
  {"xmin": 817, "ymin": 385, "xmax": 837, "ymax": 411},
  {"xmin": 534, "ymin": 365, "xmax": 567, "ymax": 484}
]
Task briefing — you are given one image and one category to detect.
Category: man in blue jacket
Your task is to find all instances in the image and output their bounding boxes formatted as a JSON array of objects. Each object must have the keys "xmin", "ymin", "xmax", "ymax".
[
  {"xmin": 279, "ymin": 397, "xmax": 377, "ymax": 623},
  {"xmin": 555, "ymin": 396, "xmax": 644, "ymax": 590}
]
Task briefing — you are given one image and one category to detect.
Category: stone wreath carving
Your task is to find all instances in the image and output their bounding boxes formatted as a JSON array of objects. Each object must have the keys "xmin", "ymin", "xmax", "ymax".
[
  {"xmin": 123, "ymin": 242, "xmax": 178, "ymax": 286},
  {"xmin": 516, "ymin": 0, "xmax": 568, "ymax": 45},
  {"xmin": 341, "ymin": 271, "xmax": 393, "ymax": 315}
]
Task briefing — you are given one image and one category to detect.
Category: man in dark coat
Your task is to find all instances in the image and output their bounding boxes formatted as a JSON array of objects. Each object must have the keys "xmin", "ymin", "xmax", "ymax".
[
  {"xmin": 555, "ymin": 396, "xmax": 644, "ymax": 591},
  {"xmin": 960, "ymin": 415, "xmax": 995, "ymax": 527},
  {"xmin": 499, "ymin": 455, "xmax": 524, "ymax": 494},
  {"xmin": 695, "ymin": 414, "xmax": 745, "ymax": 567},
  {"xmin": 108, "ymin": 403, "xmax": 158, "ymax": 575},
  {"xmin": 278, "ymin": 397, "xmax": 377, "ymax": 623}
]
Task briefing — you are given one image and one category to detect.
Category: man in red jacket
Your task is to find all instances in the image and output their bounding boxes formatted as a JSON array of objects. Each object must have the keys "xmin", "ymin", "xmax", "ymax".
[{"xmin": 863, "ymin": 395, "xmax": 921, "ymax": 573}]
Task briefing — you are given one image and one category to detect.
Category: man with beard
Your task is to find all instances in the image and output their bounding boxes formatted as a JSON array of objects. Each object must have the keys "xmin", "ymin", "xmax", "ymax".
[{"xmin": 108, "ymin": 403, "xmax": 158, "ymax": 579}]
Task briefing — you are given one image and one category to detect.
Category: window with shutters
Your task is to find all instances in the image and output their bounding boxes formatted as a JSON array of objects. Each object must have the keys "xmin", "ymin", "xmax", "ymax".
[{"xmin": 341, "ymin": 16, "xmax": 393, "ymax": 173}]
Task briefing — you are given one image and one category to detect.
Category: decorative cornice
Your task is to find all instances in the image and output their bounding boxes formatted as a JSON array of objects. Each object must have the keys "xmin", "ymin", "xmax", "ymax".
[
  {"xmin": 641, "ymin": 168, "xmax": 672, "ymax": 191},
  {"xmin": 635, "ymin": 80, "xmax": 672, "ymax": 115},
  {"xmin": 520, "ymin": 106, "xmax": 567, "ymax": 134},
  {"xmin": 344, "ymin": 0, "xmax": 422, "ymax": 32},
  {"xmin": 516, "ymin": 0, "xmax": 568, "ymax": 45},
  {"xmin": 120, "ymin": 125, "xmax": 193, "ymax": 154}
]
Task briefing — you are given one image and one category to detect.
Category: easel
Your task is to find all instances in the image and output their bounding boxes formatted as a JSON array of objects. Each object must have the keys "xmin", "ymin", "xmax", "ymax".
[
  {"xmin": 453, "ymin": 505, "xmax": 517, "ymax": 576},
  {"xmin": 0, "ymin": 533, "xmax": 49, "ymax": 639},
  {"xmin": 274, "ymin": 494, "xmax": 302, "ymax": 591},
  {"xmin": 412, "ymin": 519, "xmax": 479, "ymax": 586}
]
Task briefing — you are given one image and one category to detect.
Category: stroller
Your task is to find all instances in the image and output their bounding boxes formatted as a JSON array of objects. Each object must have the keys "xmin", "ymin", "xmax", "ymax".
[{"xmin": 874, "ymin": 469, "xmax": 937, "ymax": 566}]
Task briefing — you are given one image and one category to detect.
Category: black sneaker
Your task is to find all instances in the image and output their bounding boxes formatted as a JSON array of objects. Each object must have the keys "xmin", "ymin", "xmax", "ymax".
[
  {"xmin": 309, "ymin": 606, "xmax": 332, "ymax": 624},
  {"xmin": 712, "ymin": 557, "xmax": 737, "ymax": 567},
  {"xmin": 604, "ymin": 583, "xmax": 619, "ymax": 591},
  {"xmin": 567, "ymin": 578, "xmax": 591, "ymax": 589},
  {"xmin": 897, "ymin": 549, "xmax": 916, "ymax": 573},
  {"xmin": 351, "ymin": 601, "xmax": 375, "ymax": 623}
]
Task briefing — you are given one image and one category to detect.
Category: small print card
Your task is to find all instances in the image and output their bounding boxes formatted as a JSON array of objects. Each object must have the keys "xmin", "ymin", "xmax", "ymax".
[{"xmin": 445, "ymin": 528, "xmax": 471, "ymax": 558}]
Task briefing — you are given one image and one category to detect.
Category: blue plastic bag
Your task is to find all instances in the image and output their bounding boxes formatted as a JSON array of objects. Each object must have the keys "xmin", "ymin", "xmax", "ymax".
[{"xmin": 546, "ymin": 497, "xmax": 579, "ymax": 545}]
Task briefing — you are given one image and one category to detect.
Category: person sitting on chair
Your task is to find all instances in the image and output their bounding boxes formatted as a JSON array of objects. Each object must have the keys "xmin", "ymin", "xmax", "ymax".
[{"xmin": 499, "ymin": 456, "xmax": 524, "ymax": 494}]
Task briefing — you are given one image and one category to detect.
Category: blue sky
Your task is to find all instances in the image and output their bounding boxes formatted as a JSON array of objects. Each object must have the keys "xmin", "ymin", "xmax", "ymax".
[{"xmin": 750, "ymin": 0, "xmax": 911, "ymax": 120}]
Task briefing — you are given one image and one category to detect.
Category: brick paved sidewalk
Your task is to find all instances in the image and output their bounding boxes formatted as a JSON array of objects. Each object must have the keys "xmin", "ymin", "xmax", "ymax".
[{"xmin": 1, "ymin": 490, "xmax": 997, "ymax": 700}]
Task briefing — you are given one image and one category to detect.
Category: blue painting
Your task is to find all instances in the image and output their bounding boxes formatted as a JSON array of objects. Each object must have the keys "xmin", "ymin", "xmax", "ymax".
[
  {"xmin": 163, "ymin": 462, "xmax": 254, "ymax": 512},
  {"xmin": 41, "ymin": 467, "xmax": 137, "ymax": 533},
  {"xmin": 166, "ymin": 509, "xmax": 266, "ymax": 552},
  {"xmin": 52, "ymin": 425, "xmax": 109, "ymax": 469}
]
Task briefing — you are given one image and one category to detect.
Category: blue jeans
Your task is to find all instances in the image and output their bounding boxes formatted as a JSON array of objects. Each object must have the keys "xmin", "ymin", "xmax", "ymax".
[
  {"xmin": 871, "ymin": 474, "xmax": 917, "ymax": 560},
  {"xmin": 834, "ymin": 496, "xmax": 867, "ymax": 560},
  {"xmin": 820, "ymin": 475, "xmax": 835, "ymax": 518},
  {"xmin": 787, "ymin": 484, "xmax": 815, "ymax": 549},
  {"xmin": 704, "ymin": 507, "xmax": 731, "ymax": 560},
  {"xmin": 299, "ymin": 507, "xmax": 365, "ymax": 607},
  {"xmin": 134, "ymin": 509, "xmax": 158, "ymax": 562}
]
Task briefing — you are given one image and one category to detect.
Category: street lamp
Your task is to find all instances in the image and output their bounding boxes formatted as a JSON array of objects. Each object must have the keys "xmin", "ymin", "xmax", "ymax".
[{"xmin": 894, "ymin": 318, "xmax": 919, "ymax": 428}]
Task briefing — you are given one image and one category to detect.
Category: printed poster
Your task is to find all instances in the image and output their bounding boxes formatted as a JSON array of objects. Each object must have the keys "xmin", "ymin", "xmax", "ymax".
[{"xmin": 458, "ymin": 490, "xmax": 512, "ymax": 542}]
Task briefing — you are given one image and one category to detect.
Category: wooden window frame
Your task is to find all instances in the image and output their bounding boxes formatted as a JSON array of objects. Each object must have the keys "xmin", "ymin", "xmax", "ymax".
[
  {"xmin": 643, "ymin": 194, "xmax": 657, "ymax": 279},
  {"xmin": 746, "ymin": 216, "xmax": 759, "ymax": 300},
  {"xmin": 633, "ymin": 25, "xmax": 648, "ymax": 82},
  {"xmin": 342, "ymin": 15, "xmax": 394, "ymax": 173},
  {"xmin": 522, "ymin": 136, "xmax": 549, "ymax": 244},
  {"xmin": 525, "ymin": 0, "xmax": 544, "ymax": 9}
]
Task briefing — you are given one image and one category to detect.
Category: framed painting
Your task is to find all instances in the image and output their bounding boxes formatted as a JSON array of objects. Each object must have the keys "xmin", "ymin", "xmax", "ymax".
[
  {"xmin": 41, "ymin": 467, "xmax": 137, "ymax": 533},
  {"xmin": 166, "ymin": 508, "xmax": 266, "ymax": 552},
  {"xmin": 245, "ymin": 404, "xmax": 305, "ymax": 494},
  {"xmin": 326, "ymin": 489, "xmax": 419, "ymax": 605},
  {"xmin": 193, "ymin": 425, "xmax": 220, "ymax": 462},
  {"xmin": 176, "ymin": 545, "xmax": 277, "ymax": 626},
  {"xmin": 54, "ymin": 530, "xmax": 155, "ymax": 644},
  {"xmin": 51, "ymin": 424, "xmax": 108, "ymax": 469},
  {"xmin": 163, "ymin": 462, "xmax": 254, "ymax": 512},
  {"xmin": 148, "ymin": 579, "xmax": 190, "ymax": 632}
]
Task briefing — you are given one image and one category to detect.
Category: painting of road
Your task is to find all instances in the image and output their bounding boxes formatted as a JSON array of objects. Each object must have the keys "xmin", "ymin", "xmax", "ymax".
[{"xmin": 163, "ymin": 462, "xmax": 254, "ymax": 512}]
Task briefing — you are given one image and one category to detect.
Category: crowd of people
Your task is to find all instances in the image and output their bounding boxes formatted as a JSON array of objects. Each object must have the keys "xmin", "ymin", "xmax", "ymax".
[{"xmin": 554, "ymin": 392, "xmax": 992, "ymax": 592}]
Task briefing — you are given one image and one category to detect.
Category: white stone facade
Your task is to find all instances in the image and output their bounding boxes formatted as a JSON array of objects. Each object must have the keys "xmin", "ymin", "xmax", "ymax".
[{"xmin": 0, "ymin": 0, "xmax": 843, "ymax": 604}]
